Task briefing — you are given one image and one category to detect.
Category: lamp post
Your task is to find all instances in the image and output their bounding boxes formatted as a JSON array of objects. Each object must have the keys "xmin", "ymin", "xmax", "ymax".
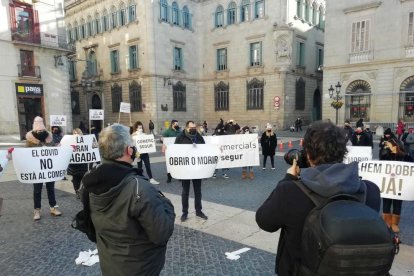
[{"xmin": 328, "ymin": 81, "xmax": 342, "ymax": 125}]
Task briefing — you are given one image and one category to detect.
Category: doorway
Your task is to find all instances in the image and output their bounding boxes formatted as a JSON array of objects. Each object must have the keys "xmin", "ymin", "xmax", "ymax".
[
  {"xmin": 18, "ymin": 97, "xmax": 43, "ymax": 139},
  {"xmin": 313, "ymin": 89, "xmax": 322, "ymax": 121}
]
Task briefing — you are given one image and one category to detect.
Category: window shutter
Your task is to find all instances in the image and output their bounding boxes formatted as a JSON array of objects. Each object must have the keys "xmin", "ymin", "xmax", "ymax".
[{"xmin": 364, "ymin": 20, "xmax": 370, "ymax": 51}]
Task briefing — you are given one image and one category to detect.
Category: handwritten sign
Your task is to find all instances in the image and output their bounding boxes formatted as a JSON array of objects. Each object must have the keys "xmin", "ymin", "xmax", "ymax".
[
  {"xmin": 12, "ymin": 146, "xmax": 73, "ymax": 184},
  {"xmin": 50, "ymin": 115, "xmax": 67, "ymax": 127},
  {"xmin": 359, "ymin": 161, "xmax": 414, "ymax": 200},
  {"xmin": 134, "ymin": 134, "xmax": 156, "ymax": 154},
  {"xmin": 119, "ymin": 102, "xmax": 131, "ymax": 113},
  {"xmin": 60, "ymin": 135, "xmax": 101, "ymax": 164},
  {"xmin": 166, "ymin": 144, "xmax": 220, "ymax": 179}
]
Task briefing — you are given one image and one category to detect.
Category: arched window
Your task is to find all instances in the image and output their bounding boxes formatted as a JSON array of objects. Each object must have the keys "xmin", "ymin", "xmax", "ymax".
[
  {"xmin": 182, "ymin": 6, "xmax": 190, "ymax": 29},
  {"xmin": 111, "ymin": 83, "xmax": 123, "ymax": 112},
  {"xmin": 312, "ymin": 3, "xmax": 317, "ymax": 25},
  {"xmin": 102, "ymin": 9, "xmax": 109, "ymax": 32},
  {"xmin": 160, "ymin": 0, "xmax": 168, "ymax": 22},
  {"xmin": 254, "ymin": 0, "xmax": 264, "ymax": 19},
  {"xmin": 246, "ymin": 78, "xmax": 264, "ymax": 110},
  {"xmin": 80, "ymin": 19, "xmax": 86, "ymax": 39},
  {"xmin": 173, "ymin": 81, "xmax": 186, "ymax": 111},
  {"xmin": 295, "ymin": 78, "xmax": 305, "ymax": 110},
  {"xmin": 304, "ymin": 1, "xmax": 309, "ymax": 21},
  {"xmin": 228, "ymin": 2, "xmax": 236, "ymax": 25},
  {"xmin": 87, "ymin": 51, "xmax": 97, "ymax": 76},
  {"xmin": 172, "ymin": 2, "xmax": 179, "ymax": 25},
  {"xmin": 345, "ymin": 80, "xmax": 371, "ymax": 122},
  {"xmin": 215, "ymin": 81, "xmax": 229, "ymax": 111},
  {"xmin": 129, "ymin": 81, "xmax": 142, "ymax": 112},
  {"xmin": 73, "ymin": 21, "xmax": 79, "ymax": 40},
  {"xmin": 215, "ymin": 6, "xmax": 224, "ymax": 27},
  {"xmin": 94, "ymin": 12, "xmax": 101, "ymax": 34},
  {"xmin": 111, "ymin": 6, "xmax": 118, "ymax": 29},
  {"xmin": 296, "ymin": 0, "xmax": 302, "ymax": 18},
  {"xmin": 87, "ymin": 15, "xmax": 93, "ymax": 36},
  {"xmin": 128, "ymin": 0, "xmax": 136, "ymax": 22},
  {"xmin": 399, "ymin": 76, "xmax": 414, "ymax": 122},
  {"xmin": 119, "ymin": 2, "xmax": 127, "ymax": 26},
  {"xmin": 241, "ymin": 0, "xmax": 250, "ymax": 22},
  {"xmin": 318, "ymin": 6, "xmax": 324, "ymax": 29}
]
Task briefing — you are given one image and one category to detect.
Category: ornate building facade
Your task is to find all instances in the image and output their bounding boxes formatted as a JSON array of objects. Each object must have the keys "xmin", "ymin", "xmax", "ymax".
[{"xmin": 65, "ymin": 0, "xmax": 325, "ymax": 133}]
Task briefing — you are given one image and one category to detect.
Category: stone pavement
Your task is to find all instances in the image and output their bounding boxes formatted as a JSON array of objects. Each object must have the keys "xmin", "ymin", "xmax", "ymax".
[{"xmin": 1, "ymin": 135, "xmax": 414, "ymax": 275}]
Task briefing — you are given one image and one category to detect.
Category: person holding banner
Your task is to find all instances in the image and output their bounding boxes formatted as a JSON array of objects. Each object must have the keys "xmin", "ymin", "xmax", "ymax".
[
  {"xmin": 26, "ymin": 116, "xmax": 62, "ymax": 220},
  {"xmin": 260, "ymin": 123, "xmax": 277, "ymax": 170},
  {"xmin": 175, "ymin": 121, "xmax": 208, "ymax": 222},
  {"xmin": 67, "ymin": 128, "xmax": 89, "ymax": 199},
  {"xmin": 241, "ymin": 126, "xmax": 255, "ymax": 180},
  {"xmin": 81, "ymin": 124, "xmax": 175, "ymax": 275},
  {"xmin": 131, "ymin": 121, "xmax": 160, "ymax": 185},
  {"xmin": 380, "ymin": 137, "xmax": 413, "ymax": 233},
  {"xmin": 162, "ymin": 120, "xmax": 181, "ymax": 183}
]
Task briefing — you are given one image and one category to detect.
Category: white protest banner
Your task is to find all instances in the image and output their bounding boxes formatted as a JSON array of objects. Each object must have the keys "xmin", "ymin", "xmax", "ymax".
[
  {"xmin": 119, "ymin": 102, "xmax": 131, "ymax": 113},
  {"xmin": 205, "ymin": 134, "xmax": 260, "ymax": 169},
  {"xmin": 134, "ymin": 134, "xmax": 156, "ymax": 154},
  {"xmin": 344, "ymin": 146, "xmax": 372, "ymax": 164},
  {"xmin": 50, "ymin": 115, "xmax": 67, "ymax": 127},
  {"xmin": 60, "ymin": 135, "xmax": 101, "ymax": 164},
  {"xmin": 12, "ymin": 146, "xmax": 73, "ymax": 184},
  {"xmin": 89, "ymin": 109, "xmax": 104, "ymax": 120},
  {"xmin": 166, "ymin": 144, "xmax": 220, "ymax": 179},
  {"xmin": 162, "ymin": 137, "xmax": 176, "ymax": 146},
  {"xmin": 0, "ymin": 150, "xmax": 9, "ymax": 179},
  {"xmin": 359, "ymin": 160, "xmax": 414, "ymax": 201}
]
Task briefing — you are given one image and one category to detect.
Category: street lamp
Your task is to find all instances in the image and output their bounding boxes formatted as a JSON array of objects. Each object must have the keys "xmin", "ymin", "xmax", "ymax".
[{"xmin": 328, "ymin": 81, "xmax": 342, "ymax": 125}]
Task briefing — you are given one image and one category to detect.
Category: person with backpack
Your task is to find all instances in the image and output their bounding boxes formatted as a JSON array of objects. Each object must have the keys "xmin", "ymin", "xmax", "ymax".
[{"xmin": 256, "ymin": 120, "xmax": 394, "ymax": 276}]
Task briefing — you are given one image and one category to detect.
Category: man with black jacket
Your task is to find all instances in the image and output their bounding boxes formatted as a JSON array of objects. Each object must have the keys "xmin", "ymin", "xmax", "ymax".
[
  {"xmin": 81, "ymin": 124, "xmax": 175, "ymax": 276},
  {"xmin": 175, "ymin": 120, "xmax": 208, "ymax": 222},
  {"xmin": 255, "ymin": 121, "xmax": 381, "ymax": 276}
]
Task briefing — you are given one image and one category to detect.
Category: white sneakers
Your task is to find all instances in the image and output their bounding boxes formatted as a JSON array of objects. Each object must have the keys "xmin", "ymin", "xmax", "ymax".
[
  {"xmin": 149, "ymin": 178, "xmax": 160, "ymax": 185},
  {"xmin": 33, "ymin": 209, "xmax": 41, "ymax": 221},
  {"xmin": 50, "ymin": 206, "xmax": 62, "ymax": 216}
]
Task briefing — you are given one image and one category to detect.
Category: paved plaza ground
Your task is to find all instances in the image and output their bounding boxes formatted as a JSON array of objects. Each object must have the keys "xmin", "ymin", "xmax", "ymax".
[{"xmin": 1, "ymin": 131, "xmax": 413, "ymax": 275}]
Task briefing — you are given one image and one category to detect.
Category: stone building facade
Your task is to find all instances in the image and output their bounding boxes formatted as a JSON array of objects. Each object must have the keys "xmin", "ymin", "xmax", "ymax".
[
  {"xmin": 323, "ymin": 0, "xmax": 414, "ymax": 127},
  {"xmin": 65, "ymin": 0, "xmax": 325, "ymax": 133},
  {"xmin": 0, "ymin": 0, "xmax": 72, "ymax": 138}
]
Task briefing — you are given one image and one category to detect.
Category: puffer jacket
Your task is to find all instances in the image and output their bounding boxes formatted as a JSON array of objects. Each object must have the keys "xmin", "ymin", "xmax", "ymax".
[
  {"xmin": 25, "ymin": 131, "xmax": 54, "ymax": 148},
  {"xmin": 82, "ymin": 160, "xmax": 175, "ymax": 276}
]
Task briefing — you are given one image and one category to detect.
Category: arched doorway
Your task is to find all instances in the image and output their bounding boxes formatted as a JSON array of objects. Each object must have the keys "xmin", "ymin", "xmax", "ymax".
[
  {"xmin": 91, "ymin": 94, "xmax": 102, "ymax": 133},
  {"xmin": 312, "ymin": 88, "xmax": 321, "ymax": 121},
  {"xmin": 399, "ymin": 76, "xmax": 414, "ymax": 122},
  {"xmin": 345, "ymin": 80, "xmax": 371, "ymax": 122}
]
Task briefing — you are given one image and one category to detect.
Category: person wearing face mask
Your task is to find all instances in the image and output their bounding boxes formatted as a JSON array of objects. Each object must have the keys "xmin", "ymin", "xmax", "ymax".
[
  {"xmin": 379, "ymin": 128, "xmax": 397, "ymax": 159},
  {"xmin": 131, "ymin": 121, "xmax": 160, "ymax": 185},
  {"xmin": 162, "ymin": 119, "xmax": 181, "ymax": 183},
  {"xmin": 174, "ymin": 121, "xmax": 208, "ymax": 222},
  {"xmin": 350, "ymin": 127, "xmax": 371, "ymax": 147},
  {"xmin": 67, "ymin": 128, "xmax": 89, "ymax": 199},
  {"xmin": 25, "ymin": 116, "xmax": 62, "ymax": 220},
  {"xmin": 81, "ymin": 124, "xmax": 175, "ymax": 275},
  {"xmin": 241, "ymin": 126, "xmax": 255, "ymax": 180},
  {"xmin": 260, "ymin": 123, "xmax": 277, "ymax": 170},
  {"xmin": 51, "ymin": 126, "xmax": 63, "ymax": 145}
]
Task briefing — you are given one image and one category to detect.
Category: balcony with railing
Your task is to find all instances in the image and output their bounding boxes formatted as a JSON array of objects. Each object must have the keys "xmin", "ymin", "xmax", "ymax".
[
  {"xmin": 349, "ymin": 50, "xmax": 373, "ymax": 64},
  {"xmin": 17, "ymin": 64, "xmax": 41, "ymax": 78},
  {"xmin": 405, "ymin": 45, "xmax": 414, "ymax": 58}
]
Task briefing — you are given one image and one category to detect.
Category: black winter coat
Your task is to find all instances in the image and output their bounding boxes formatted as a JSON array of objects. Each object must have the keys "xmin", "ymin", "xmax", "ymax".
[
  {"xmin": 350, "ymin": 131, "xmax": 372, "ymax": 147},
  {"xmin": 175, "ymin": 130, "xmax": 205, "ymax": 145},
  {"xmin": 256, "ymin": 162, "xmax": 381, "ymax": 276},
  {"xmin": 260, "ymin": 132, "xmax": 277, "ymax": 156}
]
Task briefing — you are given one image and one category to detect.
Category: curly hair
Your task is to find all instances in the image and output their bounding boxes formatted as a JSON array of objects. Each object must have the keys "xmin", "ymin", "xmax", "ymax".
[{"xmin": 303, "ymin": 120, "xmax": 348, "ymax": 166}]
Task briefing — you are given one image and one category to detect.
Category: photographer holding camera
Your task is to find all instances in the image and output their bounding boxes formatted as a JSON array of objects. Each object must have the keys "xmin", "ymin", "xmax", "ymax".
[{"xmin": 256, "ymin": 121, "xmax": 386, "ymax": 276}]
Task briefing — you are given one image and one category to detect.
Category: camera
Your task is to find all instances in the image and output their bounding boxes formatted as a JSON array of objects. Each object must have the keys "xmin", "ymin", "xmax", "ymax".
[{"xmin": 284, "ymin": 149, "xmax": 308, "ymax": 168}]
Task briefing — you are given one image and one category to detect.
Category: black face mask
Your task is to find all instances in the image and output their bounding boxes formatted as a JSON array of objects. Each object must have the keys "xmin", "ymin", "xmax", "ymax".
[
  {"xmin": 130, "ymin": 146, "xmax": 137, "ymax": 162},
  {"xmin": 33, "ymin": 130, "xmax": 49, "ymax": 142},
  {"xmin": 188, "ymin": 129, "xmax": 197, "ymax": 135},
  {"xmin": 174, "ymin": 125, "xmax": 179, "ymax": 130}
]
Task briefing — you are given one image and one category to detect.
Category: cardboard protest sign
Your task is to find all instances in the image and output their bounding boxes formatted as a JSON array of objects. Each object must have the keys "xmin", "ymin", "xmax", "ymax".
[
  {"xmin": 50, "ymin": 115, "xmax": 67, "ymax": 127},
  {"xmin": 166, "ymin": 144, "xmax": 220, "ymax": 179},
  {"xmin": 344, "ymin": 146, "xmax": 372, "ymax": 164},
  {"xmin": 134, "ymin": 134, "xmax": 156, "ymax": 154},
  {"xmin": 0, "ymin": 150, "xmax": 9, "ymax": 179},
  {"xmin": 89, "ymin": 109, "xmax": 104, "ymax": 120},
  {"xmin": 12, "ymin": 146, "xmax": 73, "ymax": 184},
  {"xmin": 205, "ymin": 134, "xmax": 260, "ymax": 169},
  {"xmin": 60, "ymin": 135, "xmax": 101, "ymax": 164},
  {"xmin": 119, "ymin": 102, "xmax": 131, "ymax": 113},
  {"xmin": 359, "ymin": 161, "xmax": 414, "ymax": 200}
]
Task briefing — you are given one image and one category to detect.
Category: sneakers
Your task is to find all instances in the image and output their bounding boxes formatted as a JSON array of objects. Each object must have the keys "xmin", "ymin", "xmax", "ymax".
[
  {"xmin": 196, "ymin": 212, "xmax": 208, "ymax": 220},
  {"xmin": 149, "ymin": 178, "xmax": 160, "ymax": 185},
  {"xmin": 222, "ymin": 174, "xmax": 229, "ymax": 179},
  {"xmin": 262, "ymin": 167, "xmax": 266, "ymax": 170},
  {"xmin": 50, "ymin": 206, "xmax": 62, "ymax": 216},
  {"xmin": 271, "ymin": 167, "xmax": 276, "ymax": 170},
  {"xmin": 212, "ymin": 173, "xmax": 216, "ymax": 179},
  {"xmin": 33, "ymin": 209, "xmax": 41, "ymax": 221},
  {"xmin": 180, "ymin": 213, "xmax": 188, "ymax": 222}
]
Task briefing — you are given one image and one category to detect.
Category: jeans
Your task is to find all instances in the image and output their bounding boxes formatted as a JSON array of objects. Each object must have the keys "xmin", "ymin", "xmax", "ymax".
[
  {"xmin": 138, "ymin": 153, "xmax": 153, "ymax": 179},
  {"xmin": 72, "ymin": 174, "xmax": 83, "ymax": 191},
  {"xmin": 242, "ymin": 166, "xmax": 253, "ymax": 172},
  {"xmin": 263, "ymin": 155, "xmax": 274, "ymax": 168},
  {"xmin": 33, "ymin": 182, "xmax": 56, "ymax": 209},
  {"xmin": 383, "ymin": 198, "xmax": 402, "ymax": 215},
  {"xmin": 181, "ymin": 179, "xmax": 202, "ymax": 214}
]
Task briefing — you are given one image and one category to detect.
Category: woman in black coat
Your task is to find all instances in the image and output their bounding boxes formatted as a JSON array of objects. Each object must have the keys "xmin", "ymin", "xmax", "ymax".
[{"xmin": 260, "ymin": 124, "xmax": 277, "ymax": 170}]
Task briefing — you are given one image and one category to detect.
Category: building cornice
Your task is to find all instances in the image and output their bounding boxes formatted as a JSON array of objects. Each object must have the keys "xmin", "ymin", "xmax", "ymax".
[
  {"xmin": 324, "ymin": 57, "xmax": 414, "ymax": 71},
  {"xmin": 213, "ymin": 41, "xmax": 230, "ymax": 47},
  {"xmin": 343, "ymin": 2, "xmax": 382, "ymax": 14},
  {"xmin": 245, "ymin": 33, "xmax": 266, "ymax": 41}
]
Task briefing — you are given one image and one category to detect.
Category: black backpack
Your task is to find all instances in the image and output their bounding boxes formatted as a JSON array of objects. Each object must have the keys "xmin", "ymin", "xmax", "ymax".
[{"xmin": 294, "ymin": 181, "xmax": 396, "ymax": 276}]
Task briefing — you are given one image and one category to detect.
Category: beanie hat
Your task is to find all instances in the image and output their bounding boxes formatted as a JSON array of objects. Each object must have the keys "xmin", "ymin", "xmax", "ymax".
[
  {"xmin": 266, "ymin": 123, "xmax": 272, "ymax": 130},
  {"xmin": 384, "ymin": 128, "xmax": 392, "ymax": 135},
  {"xmin": 33, "ymin": 116, "xmax": 46, "ymax": 131}
]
